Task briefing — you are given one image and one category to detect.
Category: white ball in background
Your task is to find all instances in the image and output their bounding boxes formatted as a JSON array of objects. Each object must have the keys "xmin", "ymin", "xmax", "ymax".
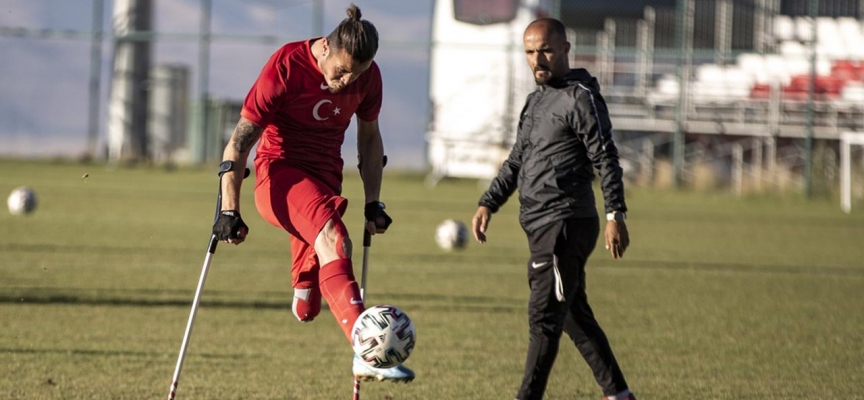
[
  {"xmin": 7, "ymin": 186, "xmax": 38, "ymax": 216},
  {"xmin": 435, "ymin": 219, "xmax": 468, "ymax": 251}
]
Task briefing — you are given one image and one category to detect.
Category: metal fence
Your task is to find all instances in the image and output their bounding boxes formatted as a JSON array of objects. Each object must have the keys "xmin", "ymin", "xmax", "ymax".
[
  {"xmin": 2, "ymin": 0, "xmax": 863, "ymax": 200},
  {"xmin": 558, "ymin": 0, "xmax": 864, "ymax": 196}
]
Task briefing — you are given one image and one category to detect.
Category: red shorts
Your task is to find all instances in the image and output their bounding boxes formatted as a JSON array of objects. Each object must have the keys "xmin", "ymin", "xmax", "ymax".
[{"xmin": 254, "ymin": 161, "xmax": 348, "ymax": 288}]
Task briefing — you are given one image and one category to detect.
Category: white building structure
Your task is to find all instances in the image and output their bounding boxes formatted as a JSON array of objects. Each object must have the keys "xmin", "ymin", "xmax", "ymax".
[{"xmin": 426, "ymin": 0, "xmax": 554, "ymax": 185}]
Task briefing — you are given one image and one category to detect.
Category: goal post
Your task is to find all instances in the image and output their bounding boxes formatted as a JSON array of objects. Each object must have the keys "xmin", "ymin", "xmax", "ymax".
[{"xmin": 840, "ymin": 131, "xmax": 864, "ymax": 214}]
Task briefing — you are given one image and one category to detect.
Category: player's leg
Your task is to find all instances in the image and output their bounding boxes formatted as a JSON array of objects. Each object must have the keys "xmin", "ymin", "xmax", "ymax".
[
  {"xmin": 254, "ymin": 164, "xmax": 412, "ymax": 382},
  {"xmin": 314, "ymin": 214, "xmax": 366, "ymax": 340},
  {"xmin": 559, "ymin": 217, "xmax": 632, "ymax": 399},
  {"xmin": 309, "ymin": 193, "xmax": 415, "ymax": 382},
  {"xmin": 515, "ymin": 220, "xmax": 572, "ymax": 400},
  {"xmin": 254, "ymin": 163, "xmax": 324, "ymax": 323},
  {"xmin": 256, "ymin": 164, "xmax": 360, "ymax": 339},
  {"xmin": 289, "ymin": 235, "xmax": 322, "ymax": 322}
]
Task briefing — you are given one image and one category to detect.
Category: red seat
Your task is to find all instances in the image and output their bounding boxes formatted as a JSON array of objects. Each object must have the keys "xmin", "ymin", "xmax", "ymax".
[
  {"xmin": 832, "ymin": 60, "xmax": 859, "ymax": 81},
  {"xmin": 750, "ymin": 83, "xmax": 771, "ymax": 99}
]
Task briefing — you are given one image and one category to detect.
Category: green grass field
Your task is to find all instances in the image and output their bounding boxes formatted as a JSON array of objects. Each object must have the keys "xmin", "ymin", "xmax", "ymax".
[{"xmin": 2, "ymin": 159, "xmax": 863, "ymax": 400}]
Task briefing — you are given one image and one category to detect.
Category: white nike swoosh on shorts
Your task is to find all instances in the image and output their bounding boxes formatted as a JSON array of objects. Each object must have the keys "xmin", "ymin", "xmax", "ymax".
[{"xmin": 531, "ymin": 261, "xmax": 548, "ymax": 268}]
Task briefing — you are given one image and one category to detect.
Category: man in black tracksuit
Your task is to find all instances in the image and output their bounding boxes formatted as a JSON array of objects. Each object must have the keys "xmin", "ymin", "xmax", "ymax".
[{"xmin": 471, "ymin": 18, "xmax": 635, "ymax": 400}]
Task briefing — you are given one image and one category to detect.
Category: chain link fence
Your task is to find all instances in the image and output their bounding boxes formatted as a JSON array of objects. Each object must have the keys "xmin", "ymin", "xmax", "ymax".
[{"xmin": 556, "ymin": 0, "xmax": 864, "ymax": 199}]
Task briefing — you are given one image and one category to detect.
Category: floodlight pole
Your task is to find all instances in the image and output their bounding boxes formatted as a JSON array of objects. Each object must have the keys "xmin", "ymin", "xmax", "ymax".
[
  {"xmin": 804, "ymin": 0, "xmax": 818, "ymax": 198},
  {"xmin": 86, "ymin": 0, "xmax": 104, "ymax": 159},
  {"xmin": 313, "ymin": 0, "xmax": 324, "ymax": 37},
  {"xmin": 196, "ymin": 0, "xmax": 212, "ymax": 163},
  {"xmin": 673, "ymin": 0, "xmax": 694, "ymax": 187}
]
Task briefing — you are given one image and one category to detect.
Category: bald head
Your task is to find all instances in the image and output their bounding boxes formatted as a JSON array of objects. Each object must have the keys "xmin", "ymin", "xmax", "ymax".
[
  {"xmin": 524, "ymin": 18, "xmax": 567, "ymax": 42},
  {"xmin": 523, "ymin": 18, "xmax": 570, "ymax": 85}
]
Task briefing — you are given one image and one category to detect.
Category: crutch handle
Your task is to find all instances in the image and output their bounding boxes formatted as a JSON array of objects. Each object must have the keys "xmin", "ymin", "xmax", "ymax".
[{"xmin": 363, "ymin": 229, "xmax": 371, "ymax": 247}]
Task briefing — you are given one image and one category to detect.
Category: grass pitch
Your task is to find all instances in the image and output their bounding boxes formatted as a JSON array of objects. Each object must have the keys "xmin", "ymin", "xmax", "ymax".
[{"xmin": 1, "ymin": 159, "xmax": 863, "ymax": 399}]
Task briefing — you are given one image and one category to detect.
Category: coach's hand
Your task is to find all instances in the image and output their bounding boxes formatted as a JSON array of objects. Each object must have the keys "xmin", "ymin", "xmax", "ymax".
[
  {"xmin": 604, "ymin": 220, "xmax": 629, "ymax": 259},
  {"xmin": 364, "ymin": 201, "xmax": 392, "ymax": 235},
  {"xmin": 213, "ymin": 210, "xmax": 249, "ymax": 245},
  {"xmin": 471, "ymin": 206, "xmax": 491, "ymax": 244}
]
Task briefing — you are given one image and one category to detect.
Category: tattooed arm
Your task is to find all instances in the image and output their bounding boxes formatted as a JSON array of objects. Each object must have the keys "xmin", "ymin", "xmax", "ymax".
[{"xmin": 220, "ymin": 117, "xmax": 264, "ymax": 212}]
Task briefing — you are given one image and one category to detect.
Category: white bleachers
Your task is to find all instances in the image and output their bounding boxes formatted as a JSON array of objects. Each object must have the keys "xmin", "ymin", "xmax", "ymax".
[
  {"xmin": 838, "ymin": 17, "xmax": 864, "ymax": 60},
  {"xmin": 841, "ymin": 81, "xmax": 864, "ymax": 103},
  {"xmin": 653, "ymin": 16, "xmax": 864, "ymax": 104},
  {"xmin": 691, "ymin": 64, "xmax": 753, "ymax": 102},
  {"xmin": 762, "ymin": 55, "xmax": 792, "ymax": 84},
  {"xmin": 647, "ymin": 74, "xmax": 679, "ymax": 104},
  {"xmin": 778, "ymin": 55, "xmax": 832, "ymax": 77},
  {"xmin": 818, "ymin": 42, "xmax": 848, "ymax": 60},
  {"xmin": 737, "ymin": 53, "xmax": 767, "ymax": 82},
  {"xmin": 773, "ymin": 15, "xmax": 795, "ymax": 41},
  {"xmin": 795, "ymin": 16, "xmax": 813, "ymax": 41},
  {"xmin": 783, "ymin": 56, "xmax": 809, "ymax": 77},
  {"xmin": 692, "ymin": 64, "xmax": 726, "ymax": 101},
  {"xmin": 817, "ymin": 17, "xmax": 840, "ymax": 40},
  {"xmin": 775, "ymin": 16, "xmax": 862, "ymax": 61}
]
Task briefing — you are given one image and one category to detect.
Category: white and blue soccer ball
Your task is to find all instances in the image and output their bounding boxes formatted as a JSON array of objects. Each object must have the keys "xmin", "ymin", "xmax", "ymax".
[
  {"xmin": 7, "ymin": 186, "xmax": 37, "ymax": 216},
  {"xmin": 435, "ymin": 219, "xmax": 468, "ymax": 251},
  {"xmin": 352, "ymin": 305, "xmax": 416, "ymax": 368}
]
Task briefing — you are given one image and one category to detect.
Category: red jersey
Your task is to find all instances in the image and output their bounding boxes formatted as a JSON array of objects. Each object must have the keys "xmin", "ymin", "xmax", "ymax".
[{"xmin": 241, "ymin": 39, "xmax": 383, "ymax": 192}]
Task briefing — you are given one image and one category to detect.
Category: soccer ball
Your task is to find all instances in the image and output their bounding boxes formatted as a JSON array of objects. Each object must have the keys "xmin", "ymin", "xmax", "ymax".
[
  {"xmin": 352, "ymin": 305, "xmax": 416, "ymax": 368},
  {"xmin": 7, "ymin": 186, "xmax": 37, "ymax": 216},
  {"xmin": 435, "ymin": 219, "xmax": 468, "ymax": 251}
]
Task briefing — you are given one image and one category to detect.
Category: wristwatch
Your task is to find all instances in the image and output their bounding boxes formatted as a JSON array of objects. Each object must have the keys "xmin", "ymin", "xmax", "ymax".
[{"xmin": 606, "ymin": 211, "xmax": 626, "ymax": 222}]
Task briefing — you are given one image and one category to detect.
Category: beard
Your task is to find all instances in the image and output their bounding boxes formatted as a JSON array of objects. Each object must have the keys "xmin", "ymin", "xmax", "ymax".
[
  {"xmin": 325, "ymin": 82, "xmax": 345, "ymax": 93},
  {"xmin": 533, "ymin": 67, "xmax": 552, "ymax": 85}
]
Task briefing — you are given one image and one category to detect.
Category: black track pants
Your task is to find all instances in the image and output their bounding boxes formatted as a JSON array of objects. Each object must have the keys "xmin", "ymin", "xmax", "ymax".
[{"xmin": 515, "ymin": 217, "xmax": 628, "ymax": 400}]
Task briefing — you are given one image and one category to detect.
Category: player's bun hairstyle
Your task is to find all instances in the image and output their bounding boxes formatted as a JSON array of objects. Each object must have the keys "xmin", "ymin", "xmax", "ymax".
[{"xmin": 327, "ymin": 3, "xmax": 379, "ymax": 63}]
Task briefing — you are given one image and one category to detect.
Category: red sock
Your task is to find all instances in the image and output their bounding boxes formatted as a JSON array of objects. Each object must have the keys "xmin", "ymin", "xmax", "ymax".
[
  {"xmin": 292, "ymin": 287, "xmax": 321, "ymax": 322},
  {"xmin": 319, "ymin": 259, "xmax": 365, "ymax": 342}
]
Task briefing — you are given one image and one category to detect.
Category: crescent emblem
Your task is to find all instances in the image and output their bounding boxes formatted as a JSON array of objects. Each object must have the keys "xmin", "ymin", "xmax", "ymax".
[{"xmin": 312, "ymin": 99, "xmax": 332, "ymax": 121}]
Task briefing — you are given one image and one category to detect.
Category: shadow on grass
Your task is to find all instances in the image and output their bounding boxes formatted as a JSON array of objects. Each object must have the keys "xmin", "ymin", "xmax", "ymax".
[
  {"xmin": 597, "ymin": 259, "xmax": 864, "ymax": 276},
  {"xmin": 0, "ymin": 290, "xmax": 526, "ymax": 314},
  {"xmin": 0, "ymin": 347, "xmax": 250, "ymax": 360}
]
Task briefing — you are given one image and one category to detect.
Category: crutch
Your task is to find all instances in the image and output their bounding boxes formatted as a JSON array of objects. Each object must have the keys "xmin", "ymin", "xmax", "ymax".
[
  {"xmin": 353, "ymin": 155, "xmax": 385, "ymax": 400},
  {"xmin": 167, "ymin": 162, "xmax": 248, "ymax": 400},
  {"xmin": 352, "ymin": 229, "xmax": 373, "ymax": 400}
]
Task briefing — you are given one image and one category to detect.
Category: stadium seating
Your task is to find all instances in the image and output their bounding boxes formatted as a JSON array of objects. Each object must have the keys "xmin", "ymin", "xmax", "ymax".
[
  {"xmin": 773, "ymin": 15, "xmax": 795, "ymax": 41},
  {"xmin": 841, "ymin": 81, "xmax": 864, "ymax": 104},
  {"xmin": 656, "ymin": 15, "xmax": 864, "ymax": 105}
]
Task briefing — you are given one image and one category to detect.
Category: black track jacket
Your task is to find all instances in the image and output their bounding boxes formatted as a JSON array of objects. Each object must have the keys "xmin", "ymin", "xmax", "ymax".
[{"xmin": 478, "ymin": 68, "xmax": 627, "ymax": 233}]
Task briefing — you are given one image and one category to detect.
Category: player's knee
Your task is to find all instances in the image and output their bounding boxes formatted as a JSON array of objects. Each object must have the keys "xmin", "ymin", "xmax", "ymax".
[
  {"xmin": 316, "ymin": 218, "xmax": 352, "ymax": 260},
  {"xmin": 292, "ymin": 288, "xmax": 321, "ymax": 322}
]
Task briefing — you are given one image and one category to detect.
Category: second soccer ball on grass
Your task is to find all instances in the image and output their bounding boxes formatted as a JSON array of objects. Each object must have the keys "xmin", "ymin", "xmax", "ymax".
[
  {"xmin": 351, "ymin": 305, "xmax": 416, "ymax": 369},
  {"xmin": 7, "ymin": 186, "xmax": 37, "ymax": 216},
  {"xmin": 434, "ymin": 219, "xmax": 468, "ymax": 251}
]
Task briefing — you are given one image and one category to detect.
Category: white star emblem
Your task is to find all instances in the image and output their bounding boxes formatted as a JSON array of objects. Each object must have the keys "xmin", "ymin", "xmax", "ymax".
[{"xmin": 333, "ymin": 107, "xmax": 341, "ymax": 115}]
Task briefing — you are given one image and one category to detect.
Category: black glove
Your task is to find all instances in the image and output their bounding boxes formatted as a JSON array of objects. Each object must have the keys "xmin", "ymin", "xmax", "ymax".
[
  {"xmin": 213, "ymin": 210, "xmax": 249, "ymax": 240},
  {"xmin": 364, "ymin": 201, "xmax": 393, "ymax": 230}
]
